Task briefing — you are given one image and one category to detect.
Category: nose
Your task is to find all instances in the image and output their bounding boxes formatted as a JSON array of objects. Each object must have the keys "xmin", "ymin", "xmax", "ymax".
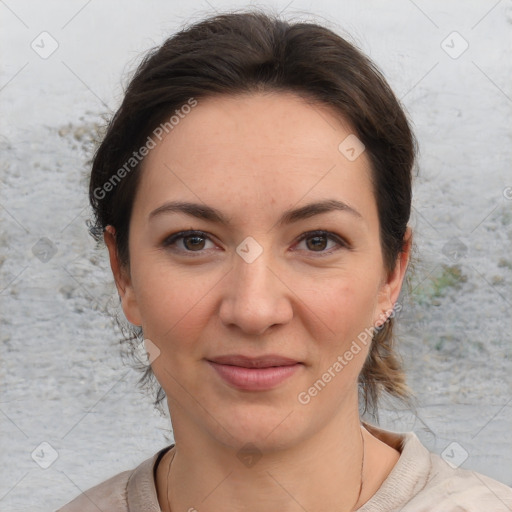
[{"xmin": 218, "ymin": 247, "xmax": 294, "ymax": 336}]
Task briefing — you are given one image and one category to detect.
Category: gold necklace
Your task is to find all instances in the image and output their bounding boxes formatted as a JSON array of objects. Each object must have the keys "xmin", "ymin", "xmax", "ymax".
[{"xmin": 165, "ymin": 426, "xmax": 365, "ymax": 512}]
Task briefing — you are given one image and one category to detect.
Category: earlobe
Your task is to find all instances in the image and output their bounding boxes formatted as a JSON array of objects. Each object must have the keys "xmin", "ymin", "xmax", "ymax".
[{"xmin": 103, "ymin": 225, "xmax": 143, "ymax": 326}]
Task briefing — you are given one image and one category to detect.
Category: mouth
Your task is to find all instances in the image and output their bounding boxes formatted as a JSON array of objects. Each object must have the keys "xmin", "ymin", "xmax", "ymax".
[{"xmin": 206, "ymin": 354, "xmax": 303, "ymax": 391}]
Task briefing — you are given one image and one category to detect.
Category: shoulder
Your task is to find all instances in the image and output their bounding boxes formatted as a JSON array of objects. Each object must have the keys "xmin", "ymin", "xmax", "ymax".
[
  {"xmin": 360, "ymin": 424, "xmax": 512, "ymax": 512},
  {"xmin": 56, "ymin": 468, "xmax": 132, "ymax": 512},
  {"xmin": 405, "ymin": 450, "xmax": 512, "ymax": 511},
  {"xmin": 56, "ymin": 445, "xmax": 173, "ymax": 512}
]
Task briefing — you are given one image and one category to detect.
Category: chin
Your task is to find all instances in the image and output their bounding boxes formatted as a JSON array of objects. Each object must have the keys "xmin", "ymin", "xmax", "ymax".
[{"xmin": 210, "ymin": 399, "xmax": 310, "ymax": 452}]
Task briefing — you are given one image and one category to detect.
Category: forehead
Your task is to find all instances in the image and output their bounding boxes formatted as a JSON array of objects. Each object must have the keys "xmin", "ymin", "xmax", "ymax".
[
  {"xmin": 134, "ymin": 92, "xmax": 376, "ymax": 223},
  {"xmin": 149, "ymin": 91, "xmax": 362, "ymax": 160}
]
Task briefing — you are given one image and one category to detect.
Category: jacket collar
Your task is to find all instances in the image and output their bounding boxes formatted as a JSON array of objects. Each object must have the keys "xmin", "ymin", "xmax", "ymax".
[{"xmin": 127, "ymin": 444, "xmax": 175, "ymax": 511}]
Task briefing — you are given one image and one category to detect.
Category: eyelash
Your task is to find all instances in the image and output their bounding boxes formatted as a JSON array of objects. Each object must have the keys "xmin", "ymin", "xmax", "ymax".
[{"xmin": 162, "ymin": 230, "xmax": 349, "ymax": 257}]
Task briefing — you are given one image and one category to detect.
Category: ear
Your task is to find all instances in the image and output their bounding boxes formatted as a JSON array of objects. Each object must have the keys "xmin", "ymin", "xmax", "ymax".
[
  {"xmin": 374, "ymin": 227, "xmax": 412, "ymax": 326},
  {"xmin": 104, "ymin": 225, "xmax": 143, "ymax": 326}
]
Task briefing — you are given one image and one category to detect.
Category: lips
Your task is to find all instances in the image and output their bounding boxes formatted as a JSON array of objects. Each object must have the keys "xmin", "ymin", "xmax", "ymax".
[
  {"xmin": 206, "ymin": 354, "xmax": 302, "ymax": 391},
  {"xmin": 208, "ymin": 354, "xmax": 300, "ymax": 368}
]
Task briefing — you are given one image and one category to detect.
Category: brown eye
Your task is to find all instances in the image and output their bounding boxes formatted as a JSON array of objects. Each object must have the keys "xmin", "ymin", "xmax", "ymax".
[
  {"xmin": 183, "ymin": 234, "xmax": 206, "ymax": 251},
  {"xmin": 162, "ymin": 230, "xmax": 216, "ymax": 253},
  {"xmin": 306, "ymin": 235, "xmax": 328, "ymax": 251},
  {"xmin": 295, "ymin": 230, "xmax": 348, "ymax": 255}
]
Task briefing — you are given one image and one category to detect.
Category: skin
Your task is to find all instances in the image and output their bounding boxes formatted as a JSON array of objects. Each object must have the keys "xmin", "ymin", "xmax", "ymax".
[{"xmin": 105, "ymin": 91, "xmax": 412, "ymax": 511}]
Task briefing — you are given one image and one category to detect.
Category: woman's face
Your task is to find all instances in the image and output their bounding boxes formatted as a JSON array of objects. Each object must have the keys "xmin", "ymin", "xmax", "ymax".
[{"xmin": 107, "ymin": 92, "xmax": 408, "ymax": 450}]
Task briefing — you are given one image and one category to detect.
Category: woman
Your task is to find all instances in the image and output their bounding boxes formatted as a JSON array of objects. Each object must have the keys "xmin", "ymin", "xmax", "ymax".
[{"xmin": 58, "ymin": 10, "xmax": 512, "ymax": 512}]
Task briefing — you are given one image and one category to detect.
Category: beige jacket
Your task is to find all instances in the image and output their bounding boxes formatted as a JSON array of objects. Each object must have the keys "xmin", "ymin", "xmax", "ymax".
[{"xmin": 57, "ymin": 426, "xmax": 512, "ymax": 511}]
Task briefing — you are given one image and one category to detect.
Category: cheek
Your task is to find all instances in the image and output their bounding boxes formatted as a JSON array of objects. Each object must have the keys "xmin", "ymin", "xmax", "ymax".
[
  {"xmin": 129, "ymin": 253, "xmax": 232, "ymax": 378},
  {"xmin": 132, "ymin": 267, "xmax": 215, "ymax": 396},
  {"xmin": 300, "ymin": 276, "xmax": 380, "ymax": 407},
  {"xmin": 313, "ymin": 271, "xmax": 381, "ymax": 345}
]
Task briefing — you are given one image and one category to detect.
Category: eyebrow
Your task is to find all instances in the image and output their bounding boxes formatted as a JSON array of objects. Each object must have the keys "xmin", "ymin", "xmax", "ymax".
[{"xmin": 148, "ymin": 199, "xmax": 363, "ymax": 226}]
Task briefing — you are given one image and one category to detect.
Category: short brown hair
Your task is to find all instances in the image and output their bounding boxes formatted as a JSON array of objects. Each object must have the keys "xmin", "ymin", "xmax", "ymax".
[{"xmin": 88, "ymin": 9, "xmax": 416, "ymax": 415}]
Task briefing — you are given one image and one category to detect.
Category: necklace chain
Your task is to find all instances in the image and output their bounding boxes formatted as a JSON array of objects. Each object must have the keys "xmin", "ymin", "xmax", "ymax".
[
  {"xmin": 165, "ymin": 425, "xmax": 365, "ymax": 512},
  {"xmin": 353, "ymin": 425, "xmax": 366, "ymax": 510},
  {"xmin": 165, "ymin": 445, "xmax": 175, "ymax": 511}
]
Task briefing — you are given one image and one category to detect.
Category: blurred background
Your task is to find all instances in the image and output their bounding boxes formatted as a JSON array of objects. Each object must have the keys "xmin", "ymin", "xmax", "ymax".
[{"xmin": 1, "ymin": 0, "xmax": 511, "ymax": 509}]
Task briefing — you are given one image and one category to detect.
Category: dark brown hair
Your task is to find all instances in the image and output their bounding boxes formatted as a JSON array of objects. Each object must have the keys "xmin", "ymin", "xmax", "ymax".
[{"xmin": 88, "ymin": 9, "xmax": 416, "ymax": 415}]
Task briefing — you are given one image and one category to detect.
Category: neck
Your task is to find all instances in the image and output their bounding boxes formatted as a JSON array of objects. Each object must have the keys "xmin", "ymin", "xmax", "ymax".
[{"xmin": 157, "ymin": 403, "xmax": 375, "ymax": 512}]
